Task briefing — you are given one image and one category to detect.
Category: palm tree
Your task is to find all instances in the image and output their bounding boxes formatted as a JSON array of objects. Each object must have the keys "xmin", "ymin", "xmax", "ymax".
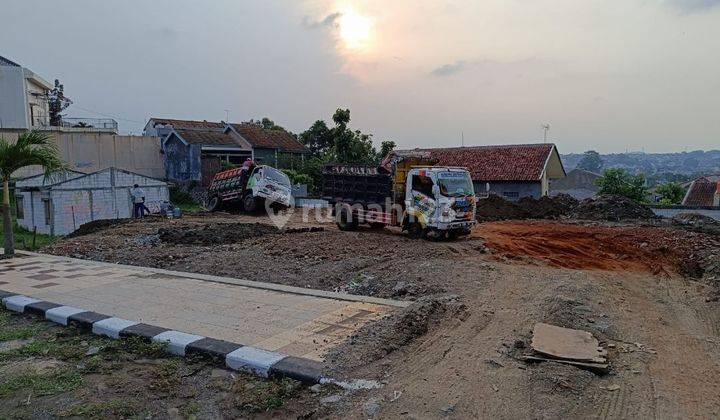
[{"xmin": 1, "ymin": 130, "xmax": 67, "ymax": 257}]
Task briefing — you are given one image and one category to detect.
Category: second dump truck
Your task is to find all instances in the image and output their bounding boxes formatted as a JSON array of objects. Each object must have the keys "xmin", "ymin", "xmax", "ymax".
[{"xmin": 321, "ymin": 153, "xmax": 477, "ymax": 239}]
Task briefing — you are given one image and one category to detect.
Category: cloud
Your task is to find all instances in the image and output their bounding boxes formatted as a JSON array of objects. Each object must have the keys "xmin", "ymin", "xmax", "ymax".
[
  {"xmin": 302, "ymin": 12, "xmax": 342, "ymax": 29},
  {"xmin": 430, "ymin": 60, "xmax": 467, "ymax": 77},
  {"xmin": 666, "ymin": 0, "xmax": 720, "ymax": 13}
]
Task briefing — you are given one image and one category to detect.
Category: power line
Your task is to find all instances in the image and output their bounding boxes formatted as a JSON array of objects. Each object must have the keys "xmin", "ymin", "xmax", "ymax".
[{"xmin": 69, "ymin": 103, "xmax": 144, "ymax": 124}]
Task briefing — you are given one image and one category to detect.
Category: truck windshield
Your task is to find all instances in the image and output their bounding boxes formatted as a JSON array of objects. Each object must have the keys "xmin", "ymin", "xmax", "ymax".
[
  {"xmin": 438, "ymin": 172, "xmax": 473, "ymax": 197},
  {"xmin": 263, "ymin": 167, "xmax": 291, "ymax": 187}
]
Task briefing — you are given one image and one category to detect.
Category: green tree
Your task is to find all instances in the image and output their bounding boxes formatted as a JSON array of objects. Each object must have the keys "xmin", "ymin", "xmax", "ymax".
[
  {"xmin": 378, "ymin": 140, "xmax": 396, "ymax": 161},
  {"xmin": 1, "ymin": 131, "xmax": 67, "ymax": 257},
  {"xmin": 576, "ymin": 150, "xmax": 604, "ymax": 173},
  {"xmin": 299, "ymin": 108, "xmax": 378, "ymax": 164},
  {"xmin": 299, "ymin": 120, "xmax": 333, "ymax": 156},
  {"xmin": 594, "ymin": 168, "xmax": 648, "ymax": 202},
  {"xmin": 48, "ymin": 79, "xmax": 71, "ymax": 126},
  {"xmin": 656, "ymin": 182, "xmax": 686, "ymax": 205}
]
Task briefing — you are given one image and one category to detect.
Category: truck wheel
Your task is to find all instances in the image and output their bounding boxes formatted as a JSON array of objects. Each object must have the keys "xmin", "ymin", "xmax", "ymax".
[
  {"xmin": 368, "ymin": 222, "xmax": 385, "ymax": 230},
  {"xmin": 407, "ymin": 222, "xmax": 423, "ymax": 239},
  {"xmin": 206, "ymin": 196, "xmax": 221, "ymax": 212},
  {"xmin": 447, "ymin": 230, "xmax": 459, "ymax": 240},
  {"xmin": 337, "ymin": 208, "xmax": 358, "ymax": 231},
  {"xmin": 243, "ymin": 194, "xmax": 258, "ymax": 213}
]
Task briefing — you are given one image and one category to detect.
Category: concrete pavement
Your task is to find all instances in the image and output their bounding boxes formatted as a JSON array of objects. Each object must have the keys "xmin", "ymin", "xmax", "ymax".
[{"xmin": 0, "ymin": 252, "xmax": 399, "ymax": 362}]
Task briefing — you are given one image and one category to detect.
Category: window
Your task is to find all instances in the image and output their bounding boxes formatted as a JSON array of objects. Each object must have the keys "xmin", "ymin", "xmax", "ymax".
[
  {"xmin": 15, "ymin": 196, "xmax": 24, "ymax": 219},
  {"xmin": 411, "ymin": 174, "xmax": 435, "ymax": 197},
  {"xmin": 502, "ymin": 191, "xmax": 519, "ymax": 199},
  {"xmin": 43, "ymin": 199, "xmax": 52, "ymax": 225}
]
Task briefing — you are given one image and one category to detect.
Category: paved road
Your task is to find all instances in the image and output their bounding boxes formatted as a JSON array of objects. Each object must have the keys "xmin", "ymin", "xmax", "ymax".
[{"xmin": 0, "ymin": 252, "xmax": 398, "ymax": 361}]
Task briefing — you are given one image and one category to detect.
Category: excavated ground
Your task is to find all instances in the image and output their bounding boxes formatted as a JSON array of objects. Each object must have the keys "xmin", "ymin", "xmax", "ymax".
[{"xmin": 40, "ymin": 212, "xmax": 720, "ymax": 418}]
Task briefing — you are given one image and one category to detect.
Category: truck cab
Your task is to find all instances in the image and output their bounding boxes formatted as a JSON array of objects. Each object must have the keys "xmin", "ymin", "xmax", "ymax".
[
  {"xmin": 404, "ymin": 167, "xmax": 476, "ymax": 238},
  {"xmin": 206, "ymin": 164, "xmax": 292, "ymax": 212}
]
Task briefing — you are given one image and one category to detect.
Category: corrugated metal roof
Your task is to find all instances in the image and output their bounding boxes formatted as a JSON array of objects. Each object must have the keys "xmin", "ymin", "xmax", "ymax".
[
  {"xmin": 0, "ymin": 55, "xmax": 21, "ymax": 67},
  {"xmin": 683, "ymin": 179, "xmax": 719, "ymax": 206}
]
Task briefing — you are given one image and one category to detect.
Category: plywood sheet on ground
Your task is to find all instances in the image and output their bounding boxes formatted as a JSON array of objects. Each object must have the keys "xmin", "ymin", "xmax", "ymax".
[{"xmin": 531, "ymin": 322, "xmax": 606, "ymax": 363}]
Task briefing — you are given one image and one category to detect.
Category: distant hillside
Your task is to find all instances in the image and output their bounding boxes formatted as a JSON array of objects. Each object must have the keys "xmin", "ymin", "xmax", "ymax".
[{"xmin": 562, "ymin": 150, "xmax": 720, "ymax": 184}]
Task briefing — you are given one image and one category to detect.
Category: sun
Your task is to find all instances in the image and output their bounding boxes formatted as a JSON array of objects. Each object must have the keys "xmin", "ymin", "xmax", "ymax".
[{"xmin": 338, "ymin": 8, "xmax": 373, "ymax": 51}]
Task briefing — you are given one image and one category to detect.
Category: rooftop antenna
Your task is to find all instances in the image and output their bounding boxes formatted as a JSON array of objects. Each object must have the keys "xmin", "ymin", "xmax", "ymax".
[
  {"xmin": 541, "ymin": 123, "xmax": 550, "ymax": 142},
  {"xmin": 224, "ymin": 109, "xmax": 230, "ymax": 122}
]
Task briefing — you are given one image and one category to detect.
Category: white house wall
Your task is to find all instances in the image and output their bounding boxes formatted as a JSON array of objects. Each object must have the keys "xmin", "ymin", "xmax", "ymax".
[
  {"xmin": 0, "ymin": 65, "xmax": 29, "ymax": 129},
  {"xmin": 17, "ymin": 168, "xmax": 169, "ymax": 236},
  {"xmin": 15, "ymin": 190, "xmax": 53, "ymax": 236}
]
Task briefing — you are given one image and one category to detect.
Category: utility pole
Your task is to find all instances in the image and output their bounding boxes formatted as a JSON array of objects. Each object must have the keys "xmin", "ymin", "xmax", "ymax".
[
  {"xmin": 541, "ymin": 123, "xmax": 550, "ymax": 142},
  {"xmin": 224, "ymin": 109, "xmax": 230, "ymax": 122},
  {"xmin": 461, "ymin": 131, "xmax": 464, "ymax": 147}
]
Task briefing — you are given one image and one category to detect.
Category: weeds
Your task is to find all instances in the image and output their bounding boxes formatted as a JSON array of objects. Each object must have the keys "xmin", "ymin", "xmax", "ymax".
[
  {"xmin": 229, "ymin": 376, "xmax": 302, "ymax": 412},
  {"xmin": 61, "ymin": 399, "xmax": 141, "ymax": 417},
  {"xmin": 0, "ymin": 370, "xmax": 83, "ymax": 397}
]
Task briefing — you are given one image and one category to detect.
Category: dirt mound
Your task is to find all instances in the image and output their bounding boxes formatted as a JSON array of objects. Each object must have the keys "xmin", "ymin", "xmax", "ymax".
[
  {"xmin": 573, "ymin": 195, "xmax": 655, "ymax": 221},
  {"xmin": 476, "ymin": 194, "xmax": 580, "ymax": 221},
  {"xmin": 475, "ymin": 195, "xmax": 529, "ymax": 221},
  {"xmin": 158, "ymin": 223, "xmax": 280, "ymax": 245},
  {"xmin": 518, "ymin": 194, "xmax": 579, "ymax": 219},
  {"xmin": 672, "ymin": 213, "xmax": 720, "ymax": 236},
  {"xmin": 66, "ymin": 218, "xmax": 131, "ymax": 238},
  {"xmin": 473, "ymin": 220, "xmax": 715, "ymax": 276},
  {"xmin": 157, "ymin": 223, "xmax": 323, "ymax": 245},
  {"xmin": 325, "ymin": 296, "xmax": 469, "ymax": 373}
]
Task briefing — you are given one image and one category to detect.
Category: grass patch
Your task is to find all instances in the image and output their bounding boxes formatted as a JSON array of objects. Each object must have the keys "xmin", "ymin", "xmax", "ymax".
[
  {"xmin": 230, "ymin": 376, "xmax": 302, "ymax": 412},
  {"xmin": 0, "ymin": 312, "xmax": 47, "ymax": 341},
  {"xmin": 169, "ymin": 186, "xmax": 202, "ymax": 213},
  {"xmin": 0, "ymin": 221, "xmax": 57, "ymax": 251},
  {"xmin": 0, "ymin": 370, "xmax": 83, "ymax": 397},
  {"xmin": 0, "ymin": 325, "xmax": 102, "ymax": 363},
  {"xmin": 62, "ymin": 399, "xmax": 142, "ymax": 417}
]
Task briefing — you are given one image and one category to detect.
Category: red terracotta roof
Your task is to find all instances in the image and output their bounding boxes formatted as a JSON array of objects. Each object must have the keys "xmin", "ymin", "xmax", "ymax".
[
  {"xmin": 683, "ymin": 179, "xmax": 719, "ymax": 206},
  {"xmin": 230, "ymin": 123, "xmax": 307, "ymax": 153},
  {"xmin": 173, "ymin": 128, "xmax": 243, "ymax": 147},
  {"xmin": 394, "ymin": 144, "xmax": 559, "ymax": 181}
]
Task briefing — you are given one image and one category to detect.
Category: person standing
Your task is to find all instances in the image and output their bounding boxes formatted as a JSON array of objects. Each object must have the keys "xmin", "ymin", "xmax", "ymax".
[{"xmin": 130, "ymin": 184, "xmax": 146, "ymax": 219}]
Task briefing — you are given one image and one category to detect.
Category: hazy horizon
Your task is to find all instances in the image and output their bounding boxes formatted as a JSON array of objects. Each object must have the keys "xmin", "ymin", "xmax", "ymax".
[{"xmin": 3, "ymin": 0, "xmax": 719, "ymax": 154}]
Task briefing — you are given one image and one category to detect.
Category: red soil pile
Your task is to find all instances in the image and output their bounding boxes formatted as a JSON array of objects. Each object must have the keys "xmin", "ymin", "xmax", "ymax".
[{"xmin": 473, "ymin": 220, "xmax": 713, "ymax": 275}]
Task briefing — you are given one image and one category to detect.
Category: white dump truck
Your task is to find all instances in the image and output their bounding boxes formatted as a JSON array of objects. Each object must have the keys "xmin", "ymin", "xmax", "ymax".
[{"xmin": 320, "ymin": 157, "xmax": 477, "ymax": 240}]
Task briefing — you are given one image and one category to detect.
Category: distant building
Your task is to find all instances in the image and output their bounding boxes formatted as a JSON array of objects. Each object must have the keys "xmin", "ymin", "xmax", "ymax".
[
  {"xmin": 144, "ymin": 118, "xmax": 308, "ymax": 183},
  {"xmin": 0, "ymin": 54, "xmax": 53, "ymax": 129},
  {"xmin": 390, "ymin": 143, "xmax": 566, "ymax": 200},
  {"xmin": 15, "ymin": 168, "xmax": 169, "ymax": 236},
  {"xmin": 550, "ymin": 168, "xmax": 600, "ymax": 200},
  {"xmin": 682, "ymin": 177, "xmax": 720, "ymax": 207}
]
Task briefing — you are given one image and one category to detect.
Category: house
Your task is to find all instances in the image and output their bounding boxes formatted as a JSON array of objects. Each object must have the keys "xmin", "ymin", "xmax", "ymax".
[
  {"xmin": 390, "ymin": 143, "xmax": 565, "ymax": 200},
  {"xmin": 0, "ymin": 54, "xmax": 53, "ymax": 129},
  {"xmin": 550, "ymin": 168, "xmax": 600, "ymax": 200},
  {"xmin": 682, "ymin": 177, "xmax": 720, "ymax": 207},
  {"xmin": 144, "ymin": 118, "xmax": 308, "ymax": 183},
  {"xmin": 14, "ymin": 167, "xmax": 169, "ymax": 236}
]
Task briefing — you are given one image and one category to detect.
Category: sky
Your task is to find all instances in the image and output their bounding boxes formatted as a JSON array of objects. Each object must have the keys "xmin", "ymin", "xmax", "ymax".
[{"xmin": 2, "ymin": 0, "xmax": 719, "ymax": 154}]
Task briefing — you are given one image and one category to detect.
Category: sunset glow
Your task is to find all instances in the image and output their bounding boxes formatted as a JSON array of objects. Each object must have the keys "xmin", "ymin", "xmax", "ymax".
[{"xmin": 338, "ymin": 7, "xmax": 373, "ymax": 51}]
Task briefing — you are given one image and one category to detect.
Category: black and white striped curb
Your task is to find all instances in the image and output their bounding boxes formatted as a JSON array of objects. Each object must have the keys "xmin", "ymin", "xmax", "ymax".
[{"xmin": 0, "ymin": 290, "xmax": 325, "ymax": 384}]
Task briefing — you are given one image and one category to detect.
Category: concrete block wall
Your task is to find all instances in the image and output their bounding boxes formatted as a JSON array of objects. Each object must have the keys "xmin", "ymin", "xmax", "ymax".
[
  {"xmin": 474, "ymin": 180, "xmax": 543, "ymax": 201},
  {"xmin": 51, "ymin": 190, "xmax": 93, "ymax": 235},
  {"xmin": 16, "ymin": 191, "xmax": 52, "ymax": 235},
  {"xmin": 649, "ymin": 206, "xmax": 720, "ymax": 221}
]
